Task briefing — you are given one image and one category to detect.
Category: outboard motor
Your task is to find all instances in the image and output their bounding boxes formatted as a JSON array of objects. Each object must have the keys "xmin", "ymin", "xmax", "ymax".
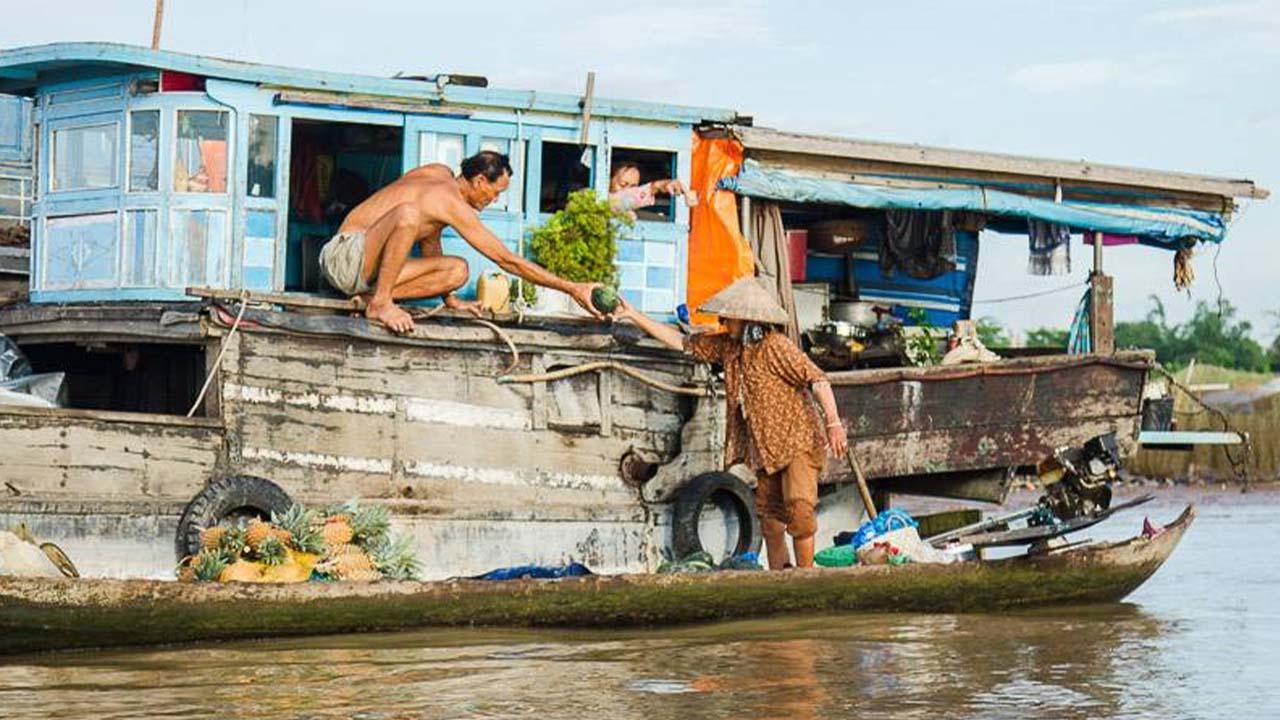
[{"xmin": 1033, "ymin": 433, "xmax": 1119, "ymax": 523}]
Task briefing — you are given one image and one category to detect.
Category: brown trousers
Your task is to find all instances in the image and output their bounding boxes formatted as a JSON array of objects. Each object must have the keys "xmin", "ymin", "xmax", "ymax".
[{"xmin": 755, "ymin": 443, "xmax": 826, "ymax": 540}]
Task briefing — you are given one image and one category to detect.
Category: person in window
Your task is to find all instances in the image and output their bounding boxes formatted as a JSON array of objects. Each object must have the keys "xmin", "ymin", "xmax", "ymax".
[
  {"xmin": 319, "ymin": 151, "xmax": 603, "ymax": 334},
  {"xmin": 608, "ymin": 162, "xmax": 691, "ymax": 220},
  {"xmin": 614, "ymin": 277, "xmax": 849, "ymax": 569}
]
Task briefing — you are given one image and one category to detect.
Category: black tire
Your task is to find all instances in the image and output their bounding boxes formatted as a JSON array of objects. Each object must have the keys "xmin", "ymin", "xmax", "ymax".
[
  {"xmin": 175, "ymin": 475, "xmax": 294, "ymax": 561},
  {"xmin": 672, "ymin": 472, "xmax": 762, "ymax": 560}
]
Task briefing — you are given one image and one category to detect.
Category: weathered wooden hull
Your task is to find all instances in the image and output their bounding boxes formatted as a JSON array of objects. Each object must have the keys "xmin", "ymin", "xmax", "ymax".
[
  {"xmin": 829, "ymin": 353, "xmax": 1154, "ymax": 501},
  {"xmin": 0, "ymin": 506, "xmax": 1192, "ymax": 656}
]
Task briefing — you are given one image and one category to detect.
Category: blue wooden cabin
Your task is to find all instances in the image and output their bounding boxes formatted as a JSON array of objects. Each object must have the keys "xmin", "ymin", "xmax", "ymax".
[{"xmin": 0, "ymin": 43, "xmax": 740, "ymax": 316}]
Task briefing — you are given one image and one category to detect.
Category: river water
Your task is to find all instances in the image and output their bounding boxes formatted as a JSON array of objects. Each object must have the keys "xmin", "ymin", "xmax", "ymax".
[{"xmin": 2, "ymin": 487, "xmax": 1277, "ymax": 719}]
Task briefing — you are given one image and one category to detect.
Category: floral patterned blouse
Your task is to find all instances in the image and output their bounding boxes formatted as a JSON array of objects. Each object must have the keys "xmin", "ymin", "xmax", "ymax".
[{"xmin": 686, "ymin": 330, "xmax": 829, "ymax": 474}]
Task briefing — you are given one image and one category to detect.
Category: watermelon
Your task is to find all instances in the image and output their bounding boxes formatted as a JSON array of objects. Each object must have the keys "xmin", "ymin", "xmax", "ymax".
[{"xmin": 591, "ymin": 286, "xmax": 620, "ymax": 314}]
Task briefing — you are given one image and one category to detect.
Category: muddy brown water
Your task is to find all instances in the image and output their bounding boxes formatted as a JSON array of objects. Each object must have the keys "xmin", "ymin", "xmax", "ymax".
[{"xmin": 2, "ymin": 487, "xmax": 1277, "ymax": 719}]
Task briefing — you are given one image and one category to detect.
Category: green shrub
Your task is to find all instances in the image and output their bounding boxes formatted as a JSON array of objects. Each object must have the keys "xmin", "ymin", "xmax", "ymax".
[{"xmin": 527, "ymin": 189, "xmax": 630, "ymax": 290}]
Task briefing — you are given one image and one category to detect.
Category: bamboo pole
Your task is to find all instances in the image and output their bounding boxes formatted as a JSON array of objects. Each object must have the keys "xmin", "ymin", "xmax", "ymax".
[{"xmin": 151, "ymin": 0, "xmax": 165, "ymax": 50}]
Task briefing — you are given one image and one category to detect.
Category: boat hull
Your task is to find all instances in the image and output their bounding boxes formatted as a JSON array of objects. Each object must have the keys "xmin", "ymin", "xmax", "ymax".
[{"xmin": 0, "ymin": 506, "xmax": 1193, "ymax": 656}]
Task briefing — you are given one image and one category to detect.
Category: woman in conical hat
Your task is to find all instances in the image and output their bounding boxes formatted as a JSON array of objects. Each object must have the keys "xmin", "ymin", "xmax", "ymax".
[{"xmin": 617, "ymin": 276, "xmax": 848, "ymax": 569}]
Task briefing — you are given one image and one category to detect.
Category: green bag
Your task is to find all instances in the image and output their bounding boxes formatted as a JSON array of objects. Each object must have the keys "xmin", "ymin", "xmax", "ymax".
[{"xmin": 814, "ymin": 544, "xmax": 858, "ymax": 568}]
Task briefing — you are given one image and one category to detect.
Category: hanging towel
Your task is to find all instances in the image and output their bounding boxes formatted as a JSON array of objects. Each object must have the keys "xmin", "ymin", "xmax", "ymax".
[
  {"xmin": 1027, "ymin": 220, "xmax": 1071, "ymax": 276},
  {"xmin": 881, "ymin": 209, "xmax": 956, "ymax": 280}
]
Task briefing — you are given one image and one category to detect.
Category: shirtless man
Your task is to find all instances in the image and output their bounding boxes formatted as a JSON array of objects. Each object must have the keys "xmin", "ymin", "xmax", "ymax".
[{"xmin": 319, "ymin": 151, "xmax": 600, "ymax": 333}]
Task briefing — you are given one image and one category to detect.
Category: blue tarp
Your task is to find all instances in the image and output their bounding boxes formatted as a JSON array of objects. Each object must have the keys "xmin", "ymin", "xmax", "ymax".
[{"xmin": 721, "ymin": 161, "xmax": 1226, "ymax": 245}]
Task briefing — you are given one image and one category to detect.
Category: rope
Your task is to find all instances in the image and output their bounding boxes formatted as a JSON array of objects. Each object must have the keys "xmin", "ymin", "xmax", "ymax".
[
  {"xmin": 1153, "ymin": 364, "xmax": 1253, "ymax": 487},
  {"xmin": 469, "ymin": 318, "xmax": 520, "ymax": 374},
  {"xmin": 499, "ymin": 361, "xmax": 710, "ymax": 397},
  {"xmin": 188, "ymin": 290, "xmax": 249, "ymax": 417},
  {"xmin": 972, "ymin": 281, "xmax": 1087, "ymax": 305}
]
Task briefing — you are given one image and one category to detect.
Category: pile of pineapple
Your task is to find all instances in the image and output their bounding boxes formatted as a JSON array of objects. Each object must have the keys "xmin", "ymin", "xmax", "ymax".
[{"xmin": 178, "ymin": 501, "xmax": 420, "ymax": 584}]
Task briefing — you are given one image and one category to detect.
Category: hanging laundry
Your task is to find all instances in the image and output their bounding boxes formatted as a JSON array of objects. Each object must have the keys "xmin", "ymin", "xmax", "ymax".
[
  {"xmin": 880, "ymin": 209, "xmax": 956, "ymax": 279},
  {"xmin": 1083, "ymin": 233, "xmax": 1140, "ymax": 247},
  {"xmin": 1027, "ymin": 220, "xmax": 1071, "ymax": 276}
]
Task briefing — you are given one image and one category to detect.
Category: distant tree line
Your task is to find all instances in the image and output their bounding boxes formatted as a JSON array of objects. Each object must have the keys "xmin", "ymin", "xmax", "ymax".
[{"xmin": 976, "ymin": 298, "xmax": 1280, "ymax": 373}]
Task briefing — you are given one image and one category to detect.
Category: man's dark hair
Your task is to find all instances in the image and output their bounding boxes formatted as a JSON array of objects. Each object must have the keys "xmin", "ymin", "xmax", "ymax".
[{"xmin": 460, "ymin": 151, "xmax": 513, "ymax": 182}]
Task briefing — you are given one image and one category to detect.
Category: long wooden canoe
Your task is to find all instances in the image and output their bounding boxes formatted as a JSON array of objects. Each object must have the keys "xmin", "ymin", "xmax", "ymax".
[{"xmin": 0, "ymin": 506, "xmax": 1193, "ymax": 656}]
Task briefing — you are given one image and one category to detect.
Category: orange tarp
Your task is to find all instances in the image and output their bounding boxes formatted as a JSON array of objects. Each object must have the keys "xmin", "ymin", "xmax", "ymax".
[{"xmin": 688, "ymin": 135, "xmax": 754, "ymax": 324}]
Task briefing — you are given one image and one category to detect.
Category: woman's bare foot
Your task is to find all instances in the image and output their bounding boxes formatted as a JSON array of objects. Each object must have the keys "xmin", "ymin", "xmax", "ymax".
[{"xmin": 366, "ymin": 297, "xmax": 415, "ymax": 334}]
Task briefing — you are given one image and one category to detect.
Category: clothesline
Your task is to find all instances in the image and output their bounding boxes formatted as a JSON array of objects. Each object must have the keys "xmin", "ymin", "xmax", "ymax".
[{"xmin": 971, "ymin": 281, "xmax": 1087, "ymax": 305}]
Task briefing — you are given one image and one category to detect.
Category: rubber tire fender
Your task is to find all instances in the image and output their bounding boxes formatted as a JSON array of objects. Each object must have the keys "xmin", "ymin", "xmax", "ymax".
[
  {"xmin": 671, "ymin": 472, "xmax": 762, "ymax": 560},
  {"xmin": 175, "ymin": 475, "xmax": 294, "ymax": 561}
]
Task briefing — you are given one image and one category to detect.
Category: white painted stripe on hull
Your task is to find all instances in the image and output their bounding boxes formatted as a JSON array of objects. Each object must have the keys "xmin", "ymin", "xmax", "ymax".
[
  {"xmin": 403, "ymin": 398, "xmax": 531, "ymax": 430},
  {"xmin": 225, "ymin": 383, "xmax": 397, "ymax": 415},
  {"xmin": 403, "ymin": 461, "xmax": 618, "ymax": 491},
  {"xmin": 241, "ymin": 446, "xmax": 392, "ymax": 474}
]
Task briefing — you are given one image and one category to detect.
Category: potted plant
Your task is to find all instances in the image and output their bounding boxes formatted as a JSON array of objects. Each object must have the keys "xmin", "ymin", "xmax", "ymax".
[{"xmin": 523, "ymin": 189, "xmax": 630, "ymax": 315}]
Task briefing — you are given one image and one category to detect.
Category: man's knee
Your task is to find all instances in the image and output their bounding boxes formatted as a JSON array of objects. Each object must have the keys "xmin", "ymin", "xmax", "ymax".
[
  {"xmin": 785, "ymin": 500, "xmax": 817, "ymax": 539},
  {"xmin": 443, "ymin": 256, "xmax": 469, "ymax": 290}
]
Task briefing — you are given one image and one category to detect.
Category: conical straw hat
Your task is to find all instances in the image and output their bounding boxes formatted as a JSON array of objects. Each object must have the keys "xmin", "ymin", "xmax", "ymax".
[{"xmin": 698, "ymin": 276, "xmax": 789, "ymax": 325}]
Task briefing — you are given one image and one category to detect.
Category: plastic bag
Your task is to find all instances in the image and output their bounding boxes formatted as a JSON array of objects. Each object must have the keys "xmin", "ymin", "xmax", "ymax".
[
  {"xmin": 0, "ymin": 334, "xmax": 31, "ymax": 383},
  {"xmin": 857, "ymin": 526, "xmax": 955, "ymax": 565}
]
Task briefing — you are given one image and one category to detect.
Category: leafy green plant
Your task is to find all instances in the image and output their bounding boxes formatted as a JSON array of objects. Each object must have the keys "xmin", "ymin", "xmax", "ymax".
[
  {"xmin": 527, "ymin": 189, "xmax": 630, "ymax": 290},
  {"xmin": 901, "ymin": 307, "xmax": 941, "ymax": 366}
]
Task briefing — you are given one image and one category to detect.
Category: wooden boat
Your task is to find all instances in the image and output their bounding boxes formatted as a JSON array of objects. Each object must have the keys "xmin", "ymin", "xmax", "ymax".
[{"xmin": 0, "ymin": 506, "xmax": 1193, "ymax": 656}]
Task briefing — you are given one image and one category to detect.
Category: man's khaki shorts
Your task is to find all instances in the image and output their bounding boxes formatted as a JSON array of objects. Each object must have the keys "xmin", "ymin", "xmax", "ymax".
[{"xmin": 319, "ymin": 231, "xmax": 371, "ymax": 296}]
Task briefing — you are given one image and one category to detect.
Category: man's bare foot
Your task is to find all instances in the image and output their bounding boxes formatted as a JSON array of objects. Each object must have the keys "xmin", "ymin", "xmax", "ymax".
[
  {"xmin": 366, "ymin": 298, "xmax": 415, "ymax": 334},
  {"xmin": 443, "ymin": 294, "xmax": 484, "ymax": 317}
]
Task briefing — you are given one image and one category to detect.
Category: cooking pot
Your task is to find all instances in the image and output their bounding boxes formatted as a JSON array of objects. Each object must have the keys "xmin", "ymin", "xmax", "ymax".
[{"xmin": 830, "ymin": 301, "xmax": 881, "ymax": 327}]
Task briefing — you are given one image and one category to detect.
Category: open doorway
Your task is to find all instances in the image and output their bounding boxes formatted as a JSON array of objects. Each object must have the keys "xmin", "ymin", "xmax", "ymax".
[{"xmin": 286, "ymin": 119, "xmax": 403, "ymax": 292}]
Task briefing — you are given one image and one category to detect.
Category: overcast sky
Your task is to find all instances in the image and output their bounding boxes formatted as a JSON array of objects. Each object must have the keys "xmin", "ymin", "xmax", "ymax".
[{"xmin": 3, "ymin": 0, "xmax": 1276, "ymax": 340}]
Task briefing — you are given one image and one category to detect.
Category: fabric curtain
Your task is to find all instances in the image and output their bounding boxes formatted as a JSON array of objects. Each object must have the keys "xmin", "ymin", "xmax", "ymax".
[{"xmin": 749, "ymin": 200, "xmax": 801, "ymax": 343}]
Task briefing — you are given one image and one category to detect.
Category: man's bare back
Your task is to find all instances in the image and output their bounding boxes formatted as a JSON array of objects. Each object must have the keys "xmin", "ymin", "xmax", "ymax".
[{"xmin": 318, "ymin": 152, "xmax": 600, "ymax": 334}]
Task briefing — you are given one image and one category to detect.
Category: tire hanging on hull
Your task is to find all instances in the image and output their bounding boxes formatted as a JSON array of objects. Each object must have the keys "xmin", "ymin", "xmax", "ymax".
[
  {"xmin": 175, "ymin": 475, "xmax": 294, "ymax": 561},
  {"xmin": 671, "ymin": 472, "xmax": 762, "ymax": 560}
]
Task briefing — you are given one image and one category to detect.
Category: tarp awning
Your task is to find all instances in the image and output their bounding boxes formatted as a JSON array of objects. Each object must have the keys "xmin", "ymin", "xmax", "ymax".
[{"xmin": 720, "ymin": 160, "xmax": 1227, "ymax": 245}]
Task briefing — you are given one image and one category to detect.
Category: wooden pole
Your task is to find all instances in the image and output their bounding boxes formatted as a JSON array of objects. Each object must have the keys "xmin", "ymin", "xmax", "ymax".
[
  {"xmin": 845, "ymin": 448, "xmax": 878, "ymax": 520},
  {"xmin": 1089, "ymin": 230, "xmax": 1115, "ymax": 354},
  {"xmin": 151, "ymin": 0, "xmax": 165, "ymax": 50},
  {"xmin": 578, "ymin": 71, "xmax": 596, "ymax": 146}
]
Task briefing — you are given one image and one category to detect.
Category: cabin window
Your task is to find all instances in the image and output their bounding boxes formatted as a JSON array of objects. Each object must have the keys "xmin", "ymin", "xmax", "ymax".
[
  {"xmin": 0, "ymin": 177, "xmax": 24, "ymax": 228},
  {"xmin": 418, "ymin": 131, "xmax": 465, "ymax": 173},
  {"xmin": 539, "ymin": 141, "xmax": 593, "ymax": 214},
  {"xmin": 169, "ymin": 209, "xmax": 229, "ymax": 287},
  {"xmin": 128, "ymin": 110, "xmax": 160, "ymax": 192},
  {"xmin": 247, "ymin": 114, "xmax": 277, "ymax": 199},
  {"xmin": 51, "ymin": 123, "xmax": 118, "ymax": 191},
  {"xmin": 19, "ymin": 341, "xmax": 208, "ymax": 416},
  {"xmin": 123, "ymin": 210, "xmax": 158, "ymax": 286},
  {"xmin": 286, "ymin": 119, "xmax": 403, "ymax": 292},
  {"xmin": 174, "ymin": 110, "xmax": 229, "ymax": 193},
  {"xmin": 609, "ymin": 147, "xmax": 678, "ymax": 222},
  {"xmin": 41, "ymin": 213, "xmax": 119, "ymax": 289}
]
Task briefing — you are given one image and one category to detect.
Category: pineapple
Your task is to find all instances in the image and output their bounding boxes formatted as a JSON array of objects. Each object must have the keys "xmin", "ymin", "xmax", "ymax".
[
  {"xmin": 333, "ymin": 546, "xmax": 375, "ymax": 574},
  {"xmin": 219, "ymin": 558, "xmax": 264, "ymax": 583},
  {"xmin": 350, "ymin": 503, "xmax": 391, "ymax": 546},
  {"xmin": 322, "ymin": 518, "xmax": 354, "ymax": 547},
  {"xmin": 199, "ymin": 525, "xmax": 227, "ymax": 551},
  {"xmin": 255, "ymin": 535, "xmax": 288, "ymax": 566},
  {"xmin": 341, "ymin": 568, "xmax": 383, "ymax": 583},
  {"xmin": 369, "ymin": 533, "xmax": 422, "ymax": 581},
  {"xmin": 176, "ymin": 556, "xmax": 196, "ymax": 583},
  {"xmin": 244, "ymin": 518, "xmax": 272, "ymax": 549},
  {"xmin": 273, "ymin": 504, "xmax": 324, "ymax": 554},
  {"xmin": 192, "ymin": 550, "xmax": 229, "ymax": 582},
  {"xmin": 217, "ymin": 526, "xmax": 248, "ymax": 558}
]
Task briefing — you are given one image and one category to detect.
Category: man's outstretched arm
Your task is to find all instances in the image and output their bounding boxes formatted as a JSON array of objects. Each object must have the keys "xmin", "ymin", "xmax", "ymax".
[{"xmin": 447, "ymin": 203, "xmax": 601, "ymax": 317}]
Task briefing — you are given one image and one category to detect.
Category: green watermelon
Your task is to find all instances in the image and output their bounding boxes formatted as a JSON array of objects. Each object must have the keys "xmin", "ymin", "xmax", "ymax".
[{"xmin": 591, "ymin": 286, "xmax": 620, "ymax": 314}]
